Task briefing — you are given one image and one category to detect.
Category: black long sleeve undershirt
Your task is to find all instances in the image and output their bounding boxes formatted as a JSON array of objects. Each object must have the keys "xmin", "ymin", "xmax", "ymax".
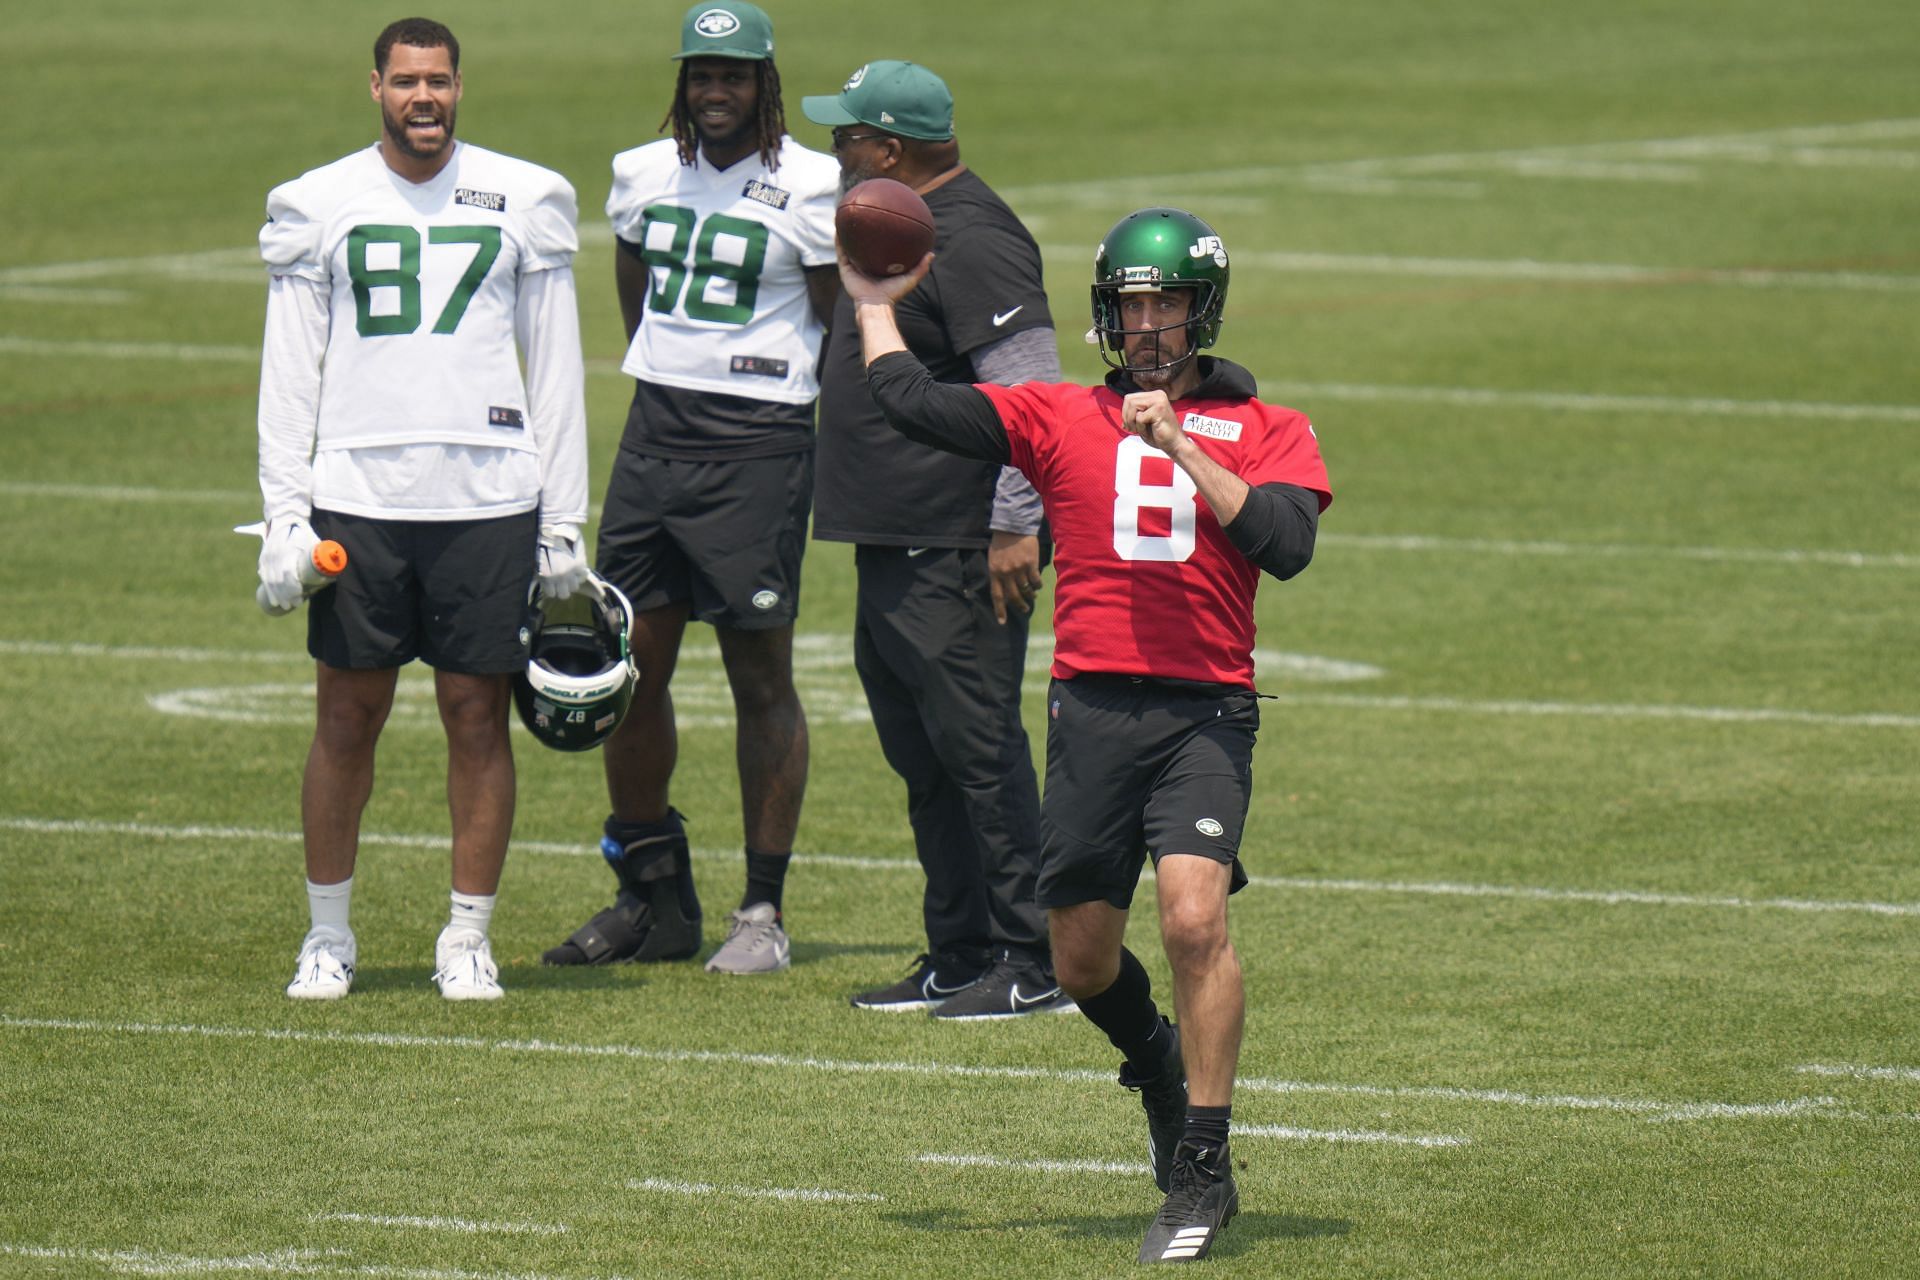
[
  {"xmin": 868, "ymin": 350, "xmax": 1011, "ymax": 464},
  {"xmin": 867, "ymin": 349, "xmax": 1319, "ymax": 580}
]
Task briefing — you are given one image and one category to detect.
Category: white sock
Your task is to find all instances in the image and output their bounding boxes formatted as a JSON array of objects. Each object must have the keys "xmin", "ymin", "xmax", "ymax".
[
  {"xmin": 448, "ymin": 889, "xmax": 496, "ymax": 939},
  {"xmin": 307, "ymin": 877, "xmax": 352, "ymax": 936}
]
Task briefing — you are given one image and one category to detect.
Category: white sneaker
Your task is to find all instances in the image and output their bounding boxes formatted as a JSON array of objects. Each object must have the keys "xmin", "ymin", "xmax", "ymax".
[
  {"xmin": 433, "ymin": 927, "xmax": 504, "ymax": 1001},
  {"xmin": 703, "ymin": 902, "xmax": 791, "ymax": 975},
  {"xmin": 287, "ymin": 928, "xmax": 356, "ymax": 1000}
]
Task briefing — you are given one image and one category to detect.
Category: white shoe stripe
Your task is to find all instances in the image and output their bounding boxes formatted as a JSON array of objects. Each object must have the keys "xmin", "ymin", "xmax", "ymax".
[{"xmin": 1173, "ymin": 1227, "xmax": 1211, "ymax": 1240}]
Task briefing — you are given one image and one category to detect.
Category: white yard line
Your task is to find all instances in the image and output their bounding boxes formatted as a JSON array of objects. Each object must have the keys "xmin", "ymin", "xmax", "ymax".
[
  {"xmin": 1038, "ymin": 245, "xmax": 1920, "ymax": 294},
  {"xmin": 1262, "ymin": 691, "xmax": 1920, "ymax": 730},
  {"xmin": 1246, "ymin": 871, "xmax": 1920, "ymax": 919},
  {"xmin": 10, "ymin": 334, "xmax": 1914, "ymax": 423},
  {"xmin": 312, "ymin": 1214, "xmax": 567, "ymax": 1237},
  {"xmin": 626, "ymin": 1178, "xmax": 881, "ymax": 1204},
  {"xmin": 0, "ymin": 1241, "xmax": 625, "ymax": 1280},
  {"xmin": 1318, "ymin": 532, "xmax": 1920, "ymax": 570},
  {"xmin": 1263, "ymin": 380, "xmax": 1920, "ymax": 424},
  {"xmin": 0, "ymin": 1015, "xmax": 1843, "ymax": 1124},
  {"xmin": 915, "ymin": 1153, "xmax": 1150, "ymax": 1175},
  {"xmin": 7, "ymin": 816, "xmax": 1919, "ymax": 919},
  {"xmin": 1232, "ymin": 1124, "xmax": 1470, "ymax": 1148},
  {"xmin": 1794, "ymin": 1063, "xmax": 1920, "ymax": 1084}
]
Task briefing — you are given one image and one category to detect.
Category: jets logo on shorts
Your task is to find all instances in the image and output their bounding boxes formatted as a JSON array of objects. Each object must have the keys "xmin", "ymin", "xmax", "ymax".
[
  {"xmin": 693, "ymin": 9, "xmax": 741, "ymax": 36},
  {"xmin": 1195, "ymin": 818, "xmax": 1225, "ymax": 838},
  {"xmin": 751, "ymin": 589, "xmax": 779, "ymax": 611}
]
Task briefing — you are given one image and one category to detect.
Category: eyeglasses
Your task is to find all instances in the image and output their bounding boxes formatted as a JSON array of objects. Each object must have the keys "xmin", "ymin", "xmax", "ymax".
[{"xmin": 830, "ymin": 129, "xmax": 889, "ymax": 153}]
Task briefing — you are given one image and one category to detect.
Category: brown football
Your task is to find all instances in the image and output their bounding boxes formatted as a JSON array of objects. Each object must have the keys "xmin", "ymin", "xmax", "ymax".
[{"xmin": 836, "ymin": 178, "xmax": 936, "ymax": 278}]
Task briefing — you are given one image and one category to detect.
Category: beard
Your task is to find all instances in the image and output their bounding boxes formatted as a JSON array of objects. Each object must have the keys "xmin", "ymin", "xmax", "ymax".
[
  {"xmin": 838, "ymin": 157, "xmax": 883, "ymax": 197},
  {"xmin": 382, "ymin": 101, "xmax": 457, "ymax": 161}
]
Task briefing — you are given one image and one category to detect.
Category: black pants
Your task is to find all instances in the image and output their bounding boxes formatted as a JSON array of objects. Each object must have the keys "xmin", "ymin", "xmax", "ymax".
[{"xmin": 853, "ymin": 545, "xmax": 1047, "ymax": 962}]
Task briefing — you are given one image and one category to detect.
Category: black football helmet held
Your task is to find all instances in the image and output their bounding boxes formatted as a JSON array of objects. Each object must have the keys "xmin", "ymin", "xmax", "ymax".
[{"xmin": 512, "ymin": 571, "xmax": 638, "ymax": 752}]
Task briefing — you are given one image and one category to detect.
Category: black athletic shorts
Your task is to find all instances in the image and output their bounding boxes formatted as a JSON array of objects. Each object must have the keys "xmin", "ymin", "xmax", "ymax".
[
  {"xmin": 1037, "ymin": 673, "xmax": 1259, "ymax": 911},
  {"xmin": 307, "ymin": 509, "xmax": 537, "ymax": 674},
  {"xmin": 595, "ymin": 449, "xmax": 812, "ymax": 629}
]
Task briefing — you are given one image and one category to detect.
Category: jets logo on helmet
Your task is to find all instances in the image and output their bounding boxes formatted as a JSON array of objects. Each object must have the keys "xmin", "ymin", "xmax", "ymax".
[
  {"xmin": 843, "ymin": 64, "xmax": 869, "ymax": 90},
  {"xmin": 693, "ymin": 9, "xmax": 742, "ymax": 36},
  {"xmin": 1188, "ymin": 235, "xmax": 1228, "ymax": 267},
  {"xmin": 512, "ymin": 571, "xmax": 639, "ymax": 753},
  {"xmin": 1089, "ymin": 207, "xmax": 1231, "ymax": 374}
]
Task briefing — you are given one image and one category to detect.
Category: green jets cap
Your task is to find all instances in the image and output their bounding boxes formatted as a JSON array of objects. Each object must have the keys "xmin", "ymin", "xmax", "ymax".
[
  {"xmin": 801, "ymin": 60, "xmax": 954, "ymax": 142},
  {"xmin": 673, "ymin": 2, "xmax": 775, "ymax": 61}
]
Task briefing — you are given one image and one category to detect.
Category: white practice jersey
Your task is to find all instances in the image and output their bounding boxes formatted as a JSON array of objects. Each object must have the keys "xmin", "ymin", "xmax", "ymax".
[
  {"xmin": 261, "ymin": 142, "xmax": 579, "ymax": 454},
  {"xmin": 608, "ymin": 136, "xmax": 838, "ymax": 405}
]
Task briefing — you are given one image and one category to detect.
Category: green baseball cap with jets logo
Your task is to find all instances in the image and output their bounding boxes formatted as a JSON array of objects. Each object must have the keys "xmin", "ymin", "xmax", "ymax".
[
  {"xmin": 801, "ymin": 60, "xmax": 954, "ymax": 142},
  {"xmin": 673, "ymin": 1, "xmax": 775, "ymax": 61}
]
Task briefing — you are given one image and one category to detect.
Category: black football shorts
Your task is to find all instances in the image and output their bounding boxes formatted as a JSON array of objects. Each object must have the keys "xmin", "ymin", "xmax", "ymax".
[
  {"xmin": 596, "ymin": 450, "xmax": 812, "ymax": 630},
  {"xmin": 307, "ymin": 509, "xmax": 536, "ymax": 675},
  {"xmin": 1037, "ymin": 673, "xmax": 1259, "ymax": 911}
]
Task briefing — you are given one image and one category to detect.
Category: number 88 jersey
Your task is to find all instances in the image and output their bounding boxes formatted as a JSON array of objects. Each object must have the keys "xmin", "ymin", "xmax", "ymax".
[
  {"xmin": 607, "ymin": 137, "xmax": 840, "ymax": 406},
  {"xmin": 259, "ymin": 142, "xmax": 580, "ymax": 453}
]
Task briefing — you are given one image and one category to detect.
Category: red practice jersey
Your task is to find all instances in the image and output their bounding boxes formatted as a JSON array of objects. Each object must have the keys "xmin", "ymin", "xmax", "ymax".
[{"xmin": 977, "ymin": 376, "xmax": 1331, "ymax": 687}]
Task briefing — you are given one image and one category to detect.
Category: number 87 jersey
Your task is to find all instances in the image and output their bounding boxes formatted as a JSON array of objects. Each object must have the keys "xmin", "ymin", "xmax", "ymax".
[
  {"xmin": 260, "ymin": 142, "xmax": 580, "ymax": 453},
  {"xmin": 607, "ymin": 137, "xmax": 840, "ymax": 406}
]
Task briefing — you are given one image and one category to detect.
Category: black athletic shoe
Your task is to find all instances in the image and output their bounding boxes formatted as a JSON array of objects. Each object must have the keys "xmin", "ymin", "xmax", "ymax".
[
  {"xmin": 850, "ymin": 953, "xmax": 985, "ymax": 1011},
  {"xmin": 1118, "ymin": 1019, "xmax": 1187, "ymax": 1191},
  {"xmin": 930, "ymin": 950, "xmax": 1076, "ymax": 1020},
  {"xmin": 1138, "ymin": 1138, "xmax": 1239, "ymax": 1264}
]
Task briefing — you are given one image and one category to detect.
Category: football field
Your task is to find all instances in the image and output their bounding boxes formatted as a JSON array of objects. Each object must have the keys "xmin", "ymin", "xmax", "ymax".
[{"xmin": 3, "ymin": 1, "xmax": 1919, "ymax": 1275}]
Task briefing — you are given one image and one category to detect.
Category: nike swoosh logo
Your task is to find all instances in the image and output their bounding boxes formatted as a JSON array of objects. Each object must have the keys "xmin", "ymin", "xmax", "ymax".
[
  {"xmin": 906, "ymin": 547, "xmax": 929, "ymax": 557},
  {"xmin": 991, "ymin": 306, "xmax": 1024, "ymax": 326},
  {"xmin": 1009, "ymin": 983, "xmax": 1061, "ymax": 1011},
  {"xmin": 924, "ymin": 973, "xmax": 975, "ymax": 997}
]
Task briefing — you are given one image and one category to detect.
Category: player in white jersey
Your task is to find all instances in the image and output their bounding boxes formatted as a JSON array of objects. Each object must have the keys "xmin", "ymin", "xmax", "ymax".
[
  {"xmin": 256, "ymin": 18, "xmax": 590, "ymax": 1003},
  {"xmin": 543, "ymin": 1, "xmax": 839, "ymax": 977}
]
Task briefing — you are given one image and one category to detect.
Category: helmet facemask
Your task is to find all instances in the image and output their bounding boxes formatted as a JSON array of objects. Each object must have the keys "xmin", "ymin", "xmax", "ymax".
[{"xmin": 512, "ymin": 573, "xmax": 639, "ymax": 752}]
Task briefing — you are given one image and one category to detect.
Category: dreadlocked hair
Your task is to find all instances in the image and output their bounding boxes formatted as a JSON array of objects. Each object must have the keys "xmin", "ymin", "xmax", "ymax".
[{"xmin": 660, "ymin": 60, "xmax": 788, "ymax": 170}]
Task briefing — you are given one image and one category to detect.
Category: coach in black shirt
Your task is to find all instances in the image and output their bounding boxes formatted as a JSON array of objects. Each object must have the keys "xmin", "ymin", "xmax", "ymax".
[{"xmin": 804, "ymin": 61, "xmax": 1068, "ymax": 1019}]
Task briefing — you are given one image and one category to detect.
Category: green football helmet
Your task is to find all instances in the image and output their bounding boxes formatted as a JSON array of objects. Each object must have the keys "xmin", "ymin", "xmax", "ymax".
[{"xmin": 1090, "ymin": 207, "xmax": 1230, "ymax": 374}]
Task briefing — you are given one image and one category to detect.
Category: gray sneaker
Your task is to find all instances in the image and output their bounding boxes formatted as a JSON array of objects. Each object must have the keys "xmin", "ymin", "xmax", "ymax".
[{"xmin": 704, "ymin": 902, "xmax": 791, "ymax": 974}]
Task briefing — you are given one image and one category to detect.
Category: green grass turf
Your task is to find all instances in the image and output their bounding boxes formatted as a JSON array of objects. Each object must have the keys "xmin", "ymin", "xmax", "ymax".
[{"xmin": 3, "ymin": 1, "xmax": 1919, "ymax": 1275}]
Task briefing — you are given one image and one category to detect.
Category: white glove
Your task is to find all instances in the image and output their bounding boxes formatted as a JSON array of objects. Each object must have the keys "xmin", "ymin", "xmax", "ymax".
[
  {"xmin": 537, "ymin": 523, "xmax": 590, "ymax": 600},
  {"xmin": 258, "ymin": 518, "xmax": 321, "ymax": 614}
]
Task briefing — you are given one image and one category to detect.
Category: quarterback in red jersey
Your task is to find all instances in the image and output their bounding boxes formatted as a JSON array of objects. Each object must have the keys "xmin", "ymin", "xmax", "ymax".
[{"xmin": 848, "ymin": 207, "xmax": 1330, "ymax": 1264}]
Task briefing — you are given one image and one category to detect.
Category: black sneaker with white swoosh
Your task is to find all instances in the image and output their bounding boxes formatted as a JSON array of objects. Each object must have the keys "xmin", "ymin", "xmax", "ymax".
[
  {"xmin": 930, "ymin": 949, "xmax": 1076, "ymax": 1020},
  {"xmin": 850, "ymin": 952, "xmax": 986, "ymax": 1011}
]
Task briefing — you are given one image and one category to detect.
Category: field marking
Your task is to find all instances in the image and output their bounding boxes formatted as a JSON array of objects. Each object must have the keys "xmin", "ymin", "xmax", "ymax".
[
  {"xmin": 312, "ymin": 1213, "xmax": 568, "ymax": 1236},
  {"xmin": 1039, "ymin": 244, "xmax": 1920, "ymax": 294},
  {"xmin": 1246, "ymin": 871, "xmax": 1920, "ymax": 919},
  {"xmin": 626, "ymin": 1177, "xmax": 881, "ymax": 1204},
  {"xmin": 0, "ymin": 1240, "xmax": 628, "ymax": 1279},
  {"xmin": 1262, "ymin": 379, "xmax": 1920, "ymax": 424},
  {"xmin": 1234, "ymin": 1124, "xmax": 1470, "ymax": 1147},
  {"xmin": 0, "ymin": 1015, "xmax": 1846, "ymax": 1125},
  {"xmin": 0, "ymin": 480, "xmax": 255, "ymax": 504},
  {"xmin": 1263, "ymin": 690, "xmax": 1920, "ymax": 730},
  {"xmin": 1795, "ymin": 1063, "xmax": 1920, "ymax": 1084},
  {"xmin": 1319, "ymin": 532, "xmax": 1920, "ymax": 570},
  {"xmin": 15, "ymin": 633, "xmax": 1920, "ymax": 735},
  {"xmin": 6, "ymin": 334, "xmax": 1918, "ymax": 425},
  {"xmin": 7, "ymin": 483, "xmax": 1916, "ymax": 572},
  {"xmin": 916, "ymin": 1153, "xmax": 1150, "ymax": 1175},
  {"xmin": 8, "ymin": 815, "xmax": 1920, "ymax": 920},
  {"xmin": 1005, "ymin": 118, "xmax": 1920, "ymax": 203},
  {"xmin": 0, "ymin": 335, "xmax": 257, "ymax": 363}
]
